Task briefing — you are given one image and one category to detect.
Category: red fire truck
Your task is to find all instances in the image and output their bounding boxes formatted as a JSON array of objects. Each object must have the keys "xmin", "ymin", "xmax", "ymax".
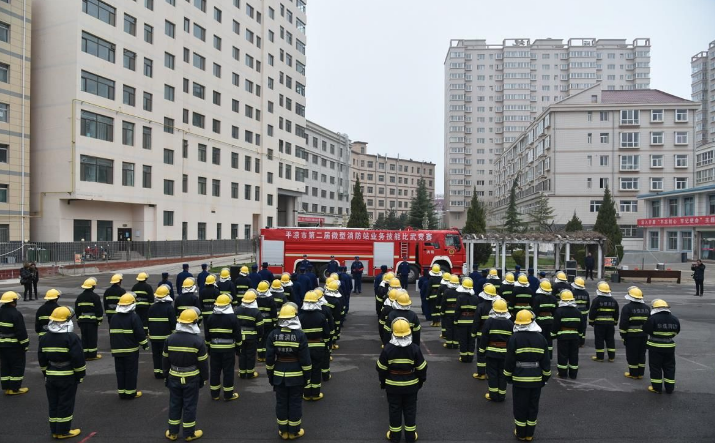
[{"xmin": 259, "ymin": 227, "xmax": 466, "ymax": 282}]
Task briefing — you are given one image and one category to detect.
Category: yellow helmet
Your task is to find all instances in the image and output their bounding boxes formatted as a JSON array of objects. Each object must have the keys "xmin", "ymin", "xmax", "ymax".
[
  {"xmin": 392, "ymin": 318, "xmax": 411, "ymax": 337},
  {"xmin": 314, "ymin": 288, "xmax": 325, "ymax": 299},
  {"xmin": 110, "ymin": 273, "xmax": 123, "ymax": 284},
  {"xmin": 257, "ymin": 281, "xmax": 270, "ymax": 292},
  {"xmin": 240, "ymin": 265, "xmax": 249, "ymax": 275},
  {"xmin": 242, "ymin": 289, "xmax": 257, "ymax": 303},
  {"xmin": 271, "ymin": 279, "xmax": 283, "ymax": 290},
  {"xmin": 81, "ymin": 277, "xmax": 98, "ymax": 289},
  {"xmin": 492, "ymin": 298, "xmax": 508, "ymax": 313},
  {"xmin": 49, "ymin": 306, "xmax": 74, "ymax": 322},
  {"xmin": 652, "ymin": 299, "xmax": 669, "ymax": 309},
  {"xmin": 327, "ymin": 280, "xmax": 340, "ymax": 292},
  {"xmin": 450, "ymin": 274, "xmax": 460, "ymax": 285},
  {"xmin": 559, "ymin": 290, "xmax": 574, "ymax": 301},
  {"xmin": 136, "ymin": 272, "xmax": 149, "ymax": 282},
  {"xmin": 0, "ymin": 291, "xmax": 19, "ymax": 304},
  {"xmin": 383, "ymin": 272, "xmax": 395, "ymax": 281},
  {"xmin": 387, "ymin": 288, "xmax": 400, "ymax": 301},
  {"xmin": 155, "ymin": 284, "xmax": 171, "ymax": 299},
  {"xmin": 215, "ymin": 294, "xmax": 232, "ymax": 307},
  {"xmin": 205, "ymin": 274, "xmax": 216, "ymax": 285},
  {"xmin": 504, "ymin": 272, "xmax": 515, "ymax": 284},
  {"xmin": 514, "ymin": 310, "xmax": 534, "ymax": 325},
  {"xmin": 118, "ymin": 293, "xmax": 136, "ymax": 306},
  {"xmin": 482, "ymin": 283, "xmax": 497, "ymax": 297},
  {"xmin": 278, "ymin": 303, "xmax": 298, "ymax": 319},
  {"xmin": 281, "ymin": 273, "xmax": 291, "ymax": 283},
  {"xmin": 627, "ymin": 286, "xmax": 643, "ymax": 299},
  {"xmin": 304, "ymin": 291, "xmax": 319, "ymax": 303},
  {"xmin": 220, "ymin": 268, "xmax": 230, "ymax": 279},
  {"xmin": 556, "ymin": 271, "xmax": 567, "ymax": 282},
  {"xmin": 442, "ymin": 272, "xmax": 452, "ymax": 282},
  {"xmin": 326, "ymin": 276, "xmax": 335, "ymax": 286},
  {"xmin": 517, "ymin": 274, "xmax": 529, "ymax": 285},
  {"xmin": 489, "ymin": 268, "xmax": 498, "ymax": 277},
  {"xmin": 330, "ymin": 272, "xmax": 339, "ymax": 281},
  {"xmin": 431, "ymin": 264, "xmax": 441, "ymax": 274},
  {"xmin": 462, "ymin": 277, "xmax": 474, "ymax": 289},
  {"xmin": 597, "ymin": 281, "xmax": 611, "ymax": 294},
  {"xmin": 573, "ymin": 276, "xmax": 585, "ymax": 289},
  {"xmin": 177, "ymin": 308, "xmax": 199, "ymax": 324},
  {"xmin": 539, "ymin": 280, "xmax": 552, "ymax": 293},
  {"xmin": 396, "ymin": 292, "xmax": 412, "ymax": 307},
  {"xmin": 389, "ymin": 278, "xmax": 402, "ymax": 289},
  {"xmin": 182, "ymin": 277, "xmax": 196, "ymax": 289},
  {"xmin": 44, "ymin": 288, "xmax": 62, "ymax": 300}
]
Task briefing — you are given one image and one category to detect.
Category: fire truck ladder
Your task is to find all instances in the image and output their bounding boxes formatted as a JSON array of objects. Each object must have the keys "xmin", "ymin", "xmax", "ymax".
[{"xmin": 400, "ymin": 242, "xmax": 409, "ymax": 259}]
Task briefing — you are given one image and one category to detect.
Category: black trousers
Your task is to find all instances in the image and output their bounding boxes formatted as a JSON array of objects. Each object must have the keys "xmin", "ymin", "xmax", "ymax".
[
  {"xmin": 387, "ymin": 392, "xmax": 418, "ymax": 443},
  {"xmin": 538, "ymin": 323, "xmax": 553, "ymax": 358},
  {"xmin": 579, "ymin": 313, "xmax": 588, "ymax": 346},
  {"xmin": 586, "ymin": 267, "xmax": 594, "ymax": 279},
  {"xmin": 442, "ymin": 315, "xmax": 456, "ymax": 348},
  {"xmin": 46, "ymin": 377, "xmax": 78, "ymax": 436},
  {"xmin": 168, "ymin": 376, "xmax": 200, "ymax": 437},
  {"xmin": 428, "ymin": 298, "xmax": 441, "ymax": 322},
  {"xmin": 399, "ymin": 276, "xmax": 409, "ymax": 290},
  {"xmin": 33, "ymin": 280, "xmax": 38, "ymax": 299},
  {"xmin": 275, "ymin": 384, "xmax": 303, "ymax": 434},
  {"xmin": 486, "ymin": 357, "xmax": 507, "ymax": 401},
  {"xmin": 209, "ymin": 351, "xmax": 235, "ymax": 399},
  {"xmin": 456, "ymin": 325, "xmax": 475, "ymax": 362},
  {"xmin": 593, "ymin": 324, "xmax": 616, "ymax": 360},
  {"xmin": 625, "ymin": 336, "xmax": 647, "ymax": 378},
  {"xmin": 305, "ymin": 348, "xmax": 325, "ymax": 399},
  {"xmin": 79, "ymin": 322, "xmax": 99, "ymax": 359},
  {"xmin": 557, "ymin": 339, "xmax": 580, "ymax": 379},
  {"xmin": 649, "ymin": 348, "xmax": 676, "ymax": 393},
  {"xmin": 512, "ymin": 386, "xmax": 542, "ymax": 440},
  {"xmin": 475, "ymin": 334, "xmax": 486, "ymax": 375},
  {"xmin": 352, "ymin": 274, "xmax": 362, "ymax": 293},
  {"xmin": 113, "ymin": 352, "xmax": 139, "ymax": 398},
  {"xmin": 321, "ymin": 346, "xmax": 332, "ymax": 381},
  {"xmin": 0, "ymin": 347, "xmax": 25, "ymax": 391},
  {"xmin": 239, "ymin": 339, "xmax": 257, "ymax": 377},
  {"xmin": 23, "ymin": 283, "xmax": 33, "ymax": 301},
  {"xmin": 695, "ymin": 278, "xmax": 704, "ymax": 295},
  {"xmin": 258, "ymin": 321, "xmax": 272, "ymax": 359},
  {"xmin": 151, "ymin": 339, "xmax": 165, "ymax": 377}
]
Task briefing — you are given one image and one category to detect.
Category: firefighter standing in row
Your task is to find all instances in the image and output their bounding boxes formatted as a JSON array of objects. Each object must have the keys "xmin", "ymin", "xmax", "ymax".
[
  {"xmin": 499, "ymin": 272, "xmax": 516, "ymax": 314},
  {"xmin": 324, "ymin": 279, "xmax": 344, "ymax": 345},
  {"xmin": 75, "ymin": 278, "xmax": 103, "ymax": 360},
  {"xmin": 504, "ymin": 310, "xmax": 551, "ymax": 442},
  {"xmin": 570, "ymin": 277, "xmax": 590, "ymax": 347},
  {"xmin": 109, "ymin": 293, "xmax": 148, "ymax": 399},
  {"xmin": 552, "ymin": 271, "xmax": 570, "ymax": 295},
  {"xmin": 256, "ymin": 281, "xmax": 277, "ymax": 362},
  {"xmin": 551, "ymin": 290, "xmax": 583, "ymax": 379},
  {"xmin": 479, "ymin": 297, "xmax": 513, "ymax": 402},
  {"xmin": 298, "ymin": 291, "xmax": 330, "ymax": 401},
  {"xmin": 38, "ymin": 306, "xmax": 85, "ymax": 440},
  {"xmin": 234, "ymin": 266, "xmax": 253, "ymax": 302},
  {"xmin": 163, "ymin": 307, "xmax": 208, "ymax": 442},
  {"xmin": 511, "ymin": 274, "xmax": 534, "ymax": 319},
  {"xmin": 532, "ymin": 280, "xmax": 557, "ymax": 359},
  {"xmin": 147, "ymin": 284, "xmax": 176, "ymax": 379},
  {"xmin": 454, "ymin": 277, "xmax": 478, "ymax": 363},
  {"xmin": 103, "ymin": 274, "xmax": 126, "ymax": 326},
  {"xmin": 378, "ymin": 277, "xmax": 400, "ymax": 335},
  {"xmin": 376, "ymin": 271, "xmax": 394, "ymax": 317},
  {"xmin": 0, "ymin": 291, "xmax": 29, "ymax": 395},
  {"xmin": 619, "ymin": 286, "xmax": 650, "ymax": 379},
  {"xmin": 175, "ymin": 278, "xmax": 202, "ymax": 318},
  {"xmin": 217, "ymin": 268, "xmax": 237, "ymax": 307},
  {"xmin": 235, "ymin": 289, "xmax": 264, "ymax": 379},
  {"xmin": 199, "ymin": 275, "xmax": 219, "ymax": 323},
  {"xmin": 271, "ymin": 280, "xmax": 288, "ymax": 311},
  {"xmin": 205, "ymin": 294, "xmax": 241, "ymax": 401},
  {"xmin": 644, "ymin": 299, "xmax": 680, "ymax": 394},
  {"xmin": 440, "ymin": 275, "xmax": 460, "ymax": 349},
  {"xmin": 281, "ymin": 273, "xmax": 295, "ymax": 305},
  {"xmin": 158, "ymin": 272, "xmax": 175, "ymax": 299},
  {"xmin": 377, "ymin": 317, "xmax": 427, "ymax": 443},
  {"xmin": 473, "ymin": 283, "xmax": 498, "ymax": 380},
  {"xmin": 386, "ymin": 292, "xmax": 421, "ymax": 347},
  {"xmin": 379, "ymin": 289, "xmax": 400, "ymax": 346},
  {"xmin": 266, "ymin": 303, "xmax": 311, "ymax": 440},
  {"xmin": 315, "ymin": 289, "xmax": 334, "ymax": 382},
  {"xmin": 375, "ymin": 264, "xmax": 388, "ymax": 295},
  {"xmin": 589, "ymin": 281, "xmax": 619, "ymax": 362},
  {"xmin": 427, "ymin": 265, "xmax": 443, "ymax": 327},
  {"xmin": 36, "ymin": 289, "xmax": 62, "ymax": 338},
  {"xmin": 487, "ymin": 268, "xmax": 501, "ymax": 294},
  {"xmin": 437, "ymin": 272, "xmax": 452, "ymax": 338},
  {"xmin": 131, "ymin": 272, "xmax": 153, "ymax": 335}
]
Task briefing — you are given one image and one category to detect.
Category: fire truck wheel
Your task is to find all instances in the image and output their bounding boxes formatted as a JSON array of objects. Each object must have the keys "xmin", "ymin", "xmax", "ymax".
[
  {"xmin": 408, "ymin": 265, "xmax": 420, "ymax": 283},
  {"xmin": 317, "ymin": 264, "xmax": 329, "ymax": 282}
]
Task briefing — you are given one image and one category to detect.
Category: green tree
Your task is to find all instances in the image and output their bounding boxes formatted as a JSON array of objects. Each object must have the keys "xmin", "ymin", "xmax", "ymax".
[
  {"xmin": 504, "ymin": 178, "xmax": 523, "ymax": 233},
  {"xmin": 408, "ymin": 179, "xmax": 438, "ymax": 229},
  {"xmin": 564, "ymin": 212, "xmax": 583, "ymax": 232},
  {"xmin": 463, "ymin": 188, "xmax": 491, "ymax": 266},
  {"xmin": 398, "ymin": 212, "xmax": 409, "ymax": 229},
  {"xmin": 593, "ymin": 186, "xmax": 622, "ymax": 258},
  {"xmin": 385, "ymin": 209, "xmax": 405, "ymax": 230},
  {"xmin": 347, "ymin": 178, "xmax": 370, "ymax": 228},
  {"xmin": 528, "ymin": 192, "xmax": 555, "ymax": 232},
  {"xmin": 373, "ymin": 212, "xmax": 387, "ymax": 229}
]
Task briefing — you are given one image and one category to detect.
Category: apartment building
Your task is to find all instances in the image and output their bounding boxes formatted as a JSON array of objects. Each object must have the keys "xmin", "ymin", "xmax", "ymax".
[
  {"xmin": 491, "ymin": 85, "xmax": 699, "ymax": 250},
  {"xmin": 350, "ymin": 141, "xmax": 435, "ymax": 222},
  {"xmin": 300, "ymin": 120, "xmax": 350, "ymax": 226},
  {"xmin": 0, "ymin": 0, "xmax": 30, "ymax": 242},
  {"xmin": 30, "ymin": 0, "xmax": 308, "ymax": 241},
  {"xmin": 692, "ymin": 40, "xmax": 715, "ymax": 186},
  {"xmin": 444, "ymin": 38, "xmax": 651, "ymax": 227}
]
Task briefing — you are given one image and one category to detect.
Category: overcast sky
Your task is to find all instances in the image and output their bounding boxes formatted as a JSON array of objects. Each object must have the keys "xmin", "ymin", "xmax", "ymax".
[{"xmin": 304, "ymin": 0, "xmax": 715, "ymax": 193}]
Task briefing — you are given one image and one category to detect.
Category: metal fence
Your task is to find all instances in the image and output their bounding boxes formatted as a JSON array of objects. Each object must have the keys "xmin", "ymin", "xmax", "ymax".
[{"xmin": 0, "ymin": 239, "xmax": 255, "ymax": 266}]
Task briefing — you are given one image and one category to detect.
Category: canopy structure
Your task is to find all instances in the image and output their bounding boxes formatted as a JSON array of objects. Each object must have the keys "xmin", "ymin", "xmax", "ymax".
[{"xmin": 461, "ymin": 231, "xmax": 608, "ymax": 279}]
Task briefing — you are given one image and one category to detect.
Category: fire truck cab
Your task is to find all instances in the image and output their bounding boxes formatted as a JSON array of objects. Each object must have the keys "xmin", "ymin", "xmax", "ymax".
[{"xmin": 259, "ymin": 227, "xmax": 465, "ymax": 282}]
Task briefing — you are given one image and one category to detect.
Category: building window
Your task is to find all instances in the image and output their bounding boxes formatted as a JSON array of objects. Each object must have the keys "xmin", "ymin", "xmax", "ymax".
[
  {"xmin": 165, "ymin": 20, "xmax": 175, "ymax": 38},
  {"xmin": 139, "ymin": 126, "xmax": 151, "ymax": 150},
  {"xmin": 650, "ymin": 177, "xmax": 663, "ymax": 191},
  {"xmin": 244, "ymin": 184, "xmax": 251, "ymax": 200},
  {"xmin": 244, "ymin": 224, "xmax": 251, "ymax": 239},
  {"xmin": 164, "ymin": 179, "xmax": 174, "ymax": 195},
  {"xmin": 681, "ymin": 231, "xmax": 693, "ymax": 251},
  {"xmin": 675, "ymin": 109, "xmax": 688, "ymax": 122},
  {"xmin": 164, "ymin": 84, "xmax": 175, "ymax": 101},
  {"xmin": 82, "ymin": 0, "xmax": 116, "ymax": 26},
  {"xmin": 675, "ymin": 178, "xmax": 688, "ymax": 190},
  {"xmin": 0, "ymin": 183, "xmax": 7, "ymax": 203},
  {"xmin": 619, "ymin": 177, "xmax": 639, "ymax": 191},
  {"xmin": 122, "ymin": 85, "xmax": 135, "ymax": 106},
  {"xmin": 124, "ymin": 14, "xmax": 137, "ymax": 36},
  {"xmin": 619, "ymin": 200, "xmax": 638, "ymax": 212},
  {"xmin": 589, "ymin": 200, "xmax": 602, "ymax": 212},
  {"xmin": 144, "ymin": 24, "xmax": 153, "ymax": 44},
  {"xmin": 683, "ymin": 197, "xmax": 694, "ymax": 216},
  {"xmin": 620, "ymin": 132, "xmax": 640, "ymax": 148},
  {"xmin": 193, "ymin": 53, "xmax": 205, "ymax": 70},
  {"xmin": 182, "ymin": 174, "xmax": 188, "ymax": 193},
  {"xmin": 651, "ymin": 200, "xmax": 661, "ymax": 218},
  {"xmin": 212, "ymin": 119, "xmax": 220, "ymax": 134},
  {"xmin": 164, "ymin": 52, "xmax": 175, "ymax": 70},
  {"xmin": 96, "ymin": 220, "xmax": 112, "ymax": 241},
  {"xmin": 666, "ymin": 232, "xmax": 678, "ymax": 251},
  {"xmin": 144, "ymin": 58, "xmax": 153, "ymax": 77},
  {"xmin": 244, "ymin": 156, "xmax": 251, "ymax": 171},
  {"xmin": 600, "ymin": 133, "xmax": 609, "ymax": 144},
  {"xmin": 197, "ymin": 177, "xmax": 206, "ymax": 195},
  {"xmin": 123, "ymin": 50, "xmax": 136, "ymax": 71},
  {"xmin": 122, "ymin": 121, "xmax": 134, "ymax": 146},
  {"xmin": 211, "ymin": 179, "xmax": 220, "ymax": 197},
  {"xmin": 81, "ymin": 32, "xmax": 116, "ymax": 63},
  {"xmin": 211, "ymin": 147, "xmax": 220, "ymax": 165},
  {"xmin": 599, "ymin": 111, "xmax": 608, "ymax": 122},
  {"xmin": 231, "ymin": 182, "xmax": 238, "ymax": 199},
  {"xmin": 649, "ymin": 231, "xmax": 659, "ymax": 250},
  {"xmin": 73, "ymin": 220, "xmax": 92, "ymax": 242},
  {"xmin": 80, "ymin": 155, "xmax": 113, "ymax": 183},
  {"xmin": 651, "ymin": 132, "xmax": 664, "ymax": 145},
  {"xmin": 164, "ymin": 117, "xmax": 174, "ymax": 134},
  {"xmin": 620, "ymin": 109, "xmax": 639, "ymax": 125},
  {"xmin": 651, "ymin": 109, "xmax": 664, "ymax": 122},
  {"xmin": 620, "ymin": 225, "xmax": 637, "ymax": 238},
  {"xmin": 197, "ymin": 223, "xmax": 206, "ymax": 240},
  {"xmin": 163, "ymin": 211, "xmax": 174, "ymax": 226},
  {"xmin": 619, "ymin": 155, "xmax": 639, "ymax": 171},
  {"xmin": 192, "ymin": 112, "xmax": 205, "ymax": 128},
  {"xmin": 81, "ymin": 70, "xmax": 115, "ymax": 100},
  {"xmin": 197, "ymin": 144, "xmax": 207, "ymax": 162},
  {"xmin": 182, "ymin": 222, "xmax": 187, "ymax": 240},
  {"xmin": 81, "ymin": 110, "xmax": 113, "ymax": 141},
  {"xmin": 674, "ymin": 132, "xmax": 688, "ymax": 145},
  {"xmin": 142, "ymin": 165, "xmax": 151, "ymax": 188},
  {"xmin": 674, "ymin": 154, "xmax": 688, "ymax": 168},
  {"xmin": 650, "ymin": 154, "xmax": 663, "ymax": 168}
]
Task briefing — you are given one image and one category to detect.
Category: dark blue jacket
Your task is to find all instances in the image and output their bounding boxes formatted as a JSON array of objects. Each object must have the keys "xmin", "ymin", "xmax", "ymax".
[
  {"xmin": 175, "ymin": 271, "xmax": 193, "ymax": 294},
  {"xmin": 248, "ymin": 272, "xmax": 261, "ymax": 288},
  {"xmin": 258, "ymin": 268, "xmax": 274, "ymax": 283},
  {"xmin": 158, "ymin": 279, "xmax": 175, "ymax": 298},
  {"xmin": 196, "ymin": 270, "xmax": 210, "ymax": 290},
  {"xmin": 469, "ymin": 271, "xmax": 481, "ymax": 282},
  {"xmin": 326, "ymin": 260, "xmax": 339, "ymax": 274},
  {"xmin": 374, "ymin": 272, "xmax": 385, "ymax": 293},
  {"xmin": 351, "ymin": 261, "xmax": 364, "ymax": 275},
  {"xmin": 291, "ymin": 280, "xmax": 305, "ymax": 306},
  {"xmin": 528, "ymin": 275, "xmax": 540, "ymax": 293},
  {"xmin": 397, "ymin": 261, "xmax": 411, "ymax": 279},
  {"xmin": 418, "ymin": 275, "xmax": 430, "ymax": 299},
  {"xmin": 474, "ymin": 277, "xmax": 487, "ymax": 292},
  {"xmin": 339, "ymin": 272, "xmax": 352, "ymax": 297},
  {"xmin": 297, "ymin": 274, "xmax": 313, "ymax": 296}
]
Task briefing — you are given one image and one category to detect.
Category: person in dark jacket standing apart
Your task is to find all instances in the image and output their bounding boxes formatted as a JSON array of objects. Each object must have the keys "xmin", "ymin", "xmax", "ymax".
[
  {"xmin": 504, "ymin": 310, "xmax": 551, "ymax": 442},
  {"xmin": 31, "ymin": 262, "xmax": 40, "ymax": 301},
  {"xmin": 258, "ymin": 262, "xmax": 275, "ymax": 283},
  {"xmin": 75, "ymin": 278, "xmax": 104, "ymax": 360},
  {"xmin": 266, "ymin": 303, "xmax": 311, "ymax": 440},
  {"xmin": 147, "ymin": 284, "xmax": 176, "ymax": 379},
  {"xmin": 163, "ymin": 307, "xmax": 208, "ymax": 442},
  {"xmin": 176, "ymin": 264, "xmax": 193, "ymax": 296},
  {"xmin": 20, "ymin": 262, "xmax": 34, "ymax": 301},
  {"xmin": 551, "ymin": 290, "xmax": 584, "ymax": 379},
  {"xmin": 36, "ymin": 288, "xmax": 61, "ymax": 338},
  {"xmin": 248, "ymin": 264, "xmax": 261, "ymax": 289},
  {"xmin": 103, "ymin": 274, "xmax": 126, "ymax": 326},
  {"xmin": 589, "ymin": 281, "xmax": 619, "ymax": 362},
  {"xmin": 377, "ymin": 317, "xmax": 427, "ymax": 443},
  {"xmin": 158, "ymin": 272, "xmax": 175, "ymax": 299},
  {"xmin": 350, "ymin": 256, "xmax": 364, "ymax": 294},
  {"xmin": 235, "ymin": 289, "xmax": 264, "ymax": 379},
  {"xmin": 619, "ymin": 286, "xmax": 650, "ymax": 380},
  {"xmin": 584, "ymin": 253, "xmax": 595, "ymax": 280},
  {"xmin": 131, "ymin": 272, "xmax": 153, "ymax": 335},
  {"xmin": 0, "ymin": 291, "xmax": 29, "ymax": 395},
  {"xmin": 479, "ymin": 297, "xmax": 513, "ymax": 401},
  {"xmin": 397, "ymin": 256, "xmax": 411, "ymax": 290},
  {"xmin": 205, "ymin": 294, "xmax": 242, "ymax": 401},
  {"xmin": 109, "ymin": 293, "xmax": 148, "ymax": 399},
  {"xmin": 299, "ymin": 255, "xmax": 312, "ymax": 272},
  {"xmin": 644, "ymin": 299, "xmax": 680, "ymax": 394},
  {"xmin": 691, "ymin": 259, "xmax": 705, "ymax": 296},
  {"xmin": 38, "ymin": 306, "xmax": 86, "ymax": 440},
  {"xmin": 326, "ymin": 256, "xmax": 339, "ymax": 276},
  {"xmin": 196, "ymin": 264, "xmax": 210, "ymax": 291}
]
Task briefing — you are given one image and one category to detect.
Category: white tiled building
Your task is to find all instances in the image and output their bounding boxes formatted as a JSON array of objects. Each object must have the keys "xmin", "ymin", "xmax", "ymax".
[
  {"xmin": 692, "ymin": 40, "xmax": 715, "ymax": 186},
  {"xmin": 30, "ymin": 0, "xmax": 308, "ymax": 241},
  {"xmin": 443, "ymin": 38, "xmax": 651, "ymax": 227},
  {"xmin": 491, "ymin": 85, "xmax": 699, "ymax": 250}
]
